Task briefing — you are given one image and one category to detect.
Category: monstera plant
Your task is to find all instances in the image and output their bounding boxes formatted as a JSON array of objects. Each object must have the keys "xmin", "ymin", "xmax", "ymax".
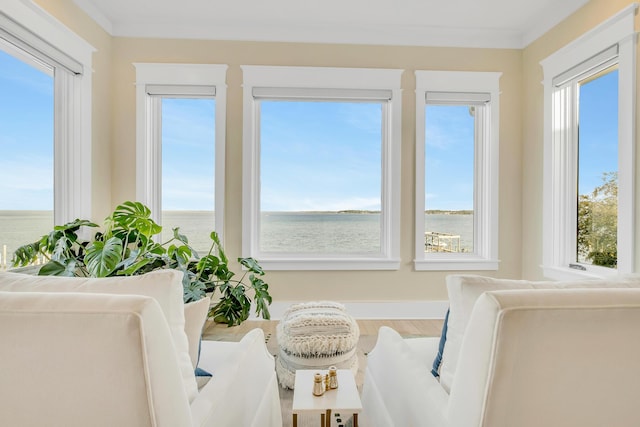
[{"xmin": 12, "ymin": 201, "xmax": 271, "ymax": 326}]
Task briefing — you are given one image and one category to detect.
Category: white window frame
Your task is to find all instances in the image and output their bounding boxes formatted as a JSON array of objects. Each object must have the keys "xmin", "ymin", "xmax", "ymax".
[
  {"xmin": 414, "ymin": 71, "xmax": 501, "ymax": 271},
  {"xmin": 541, "ymin": 4, "xmax": 637, "ymax": 280},
  {"xmin": 134, "ymin": 63, "xmax": 227, "ymax": 239},
  {"xmin": 1, "ymin": 1, "xmax": 94, "ymax": 224},
  {"xmin": 241, "ymin": 65, "xmax": 403, "ymax": 270}
]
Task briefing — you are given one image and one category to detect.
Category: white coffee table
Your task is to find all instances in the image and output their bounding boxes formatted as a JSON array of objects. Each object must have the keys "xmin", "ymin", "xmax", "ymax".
[{"xmin": 292, "ymin": 369, "xmax": 362, "ymax": 427}]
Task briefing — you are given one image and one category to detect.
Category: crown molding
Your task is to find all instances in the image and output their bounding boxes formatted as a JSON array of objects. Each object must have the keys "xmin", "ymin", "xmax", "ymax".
[
  {"xmin": 71, "ymin": 0, "xmax": 591, "ymax": 49},
  {"xmin": 111, "ymin": 21, "xmax": 525, "ymax": 49}
]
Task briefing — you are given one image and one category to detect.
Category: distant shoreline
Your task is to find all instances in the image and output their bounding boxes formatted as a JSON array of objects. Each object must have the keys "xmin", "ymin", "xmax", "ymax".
[
  {"xmin": 0, "ymin": 209, "xmax": 473, "ymax": 215},
  {"xmin": 424, "ymin": 210, "xmax": 473, "ymax": 215},
  {"xmin": 261, "ymin": 210, "xmax": 472, "ymax": 214}
]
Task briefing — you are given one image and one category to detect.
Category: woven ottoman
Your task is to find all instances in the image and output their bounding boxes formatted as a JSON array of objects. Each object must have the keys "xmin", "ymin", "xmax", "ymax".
[{"xmin": 276, "ymin": 301, "xmax": 360, "ymax": 389}]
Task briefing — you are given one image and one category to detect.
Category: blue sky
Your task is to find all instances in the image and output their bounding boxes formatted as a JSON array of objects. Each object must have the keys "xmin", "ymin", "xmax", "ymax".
[
  {"xmin": 161, "ymin": 98, "xmax": 216, "ymax": 211},
  {"xmin": 260, "ymin": 100, "xmax": 382, "ymax": 212},
  {"xmin": 578, "ymin": 68, "xmax": 618, "ymax": 196},
  {"xmin": 425, "ymin": 105, "xmax": 475, "ymax": 210},
  {"xmin": 0, "ymin": 50, "xmax": 619, "ymax": 212},
  {"xmin": 0, "ymin": 50, "xmax": 53, "ymax": 210}
]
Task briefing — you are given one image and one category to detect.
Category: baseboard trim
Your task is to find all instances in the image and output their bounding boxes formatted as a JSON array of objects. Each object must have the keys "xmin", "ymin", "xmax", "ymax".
[{"xmin": 252, "ymin": 300, "xmax": 449, "ymax": 320}]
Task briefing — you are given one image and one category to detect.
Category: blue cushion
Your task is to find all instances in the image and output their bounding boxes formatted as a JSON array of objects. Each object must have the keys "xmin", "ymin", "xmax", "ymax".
[
  {"xmin": 431, "ymin": 308, "xmax": 449, "ymax": 377},
  {"xmin": 195, "ymin": 366, "xmax": 212, "ymax": 377},
  {"xmin": 195, "ymin": 338, "xmax": 212, "ymax": 377}
]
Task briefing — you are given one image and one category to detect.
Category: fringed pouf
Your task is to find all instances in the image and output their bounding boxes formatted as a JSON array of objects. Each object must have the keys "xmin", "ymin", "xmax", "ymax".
[{"xmin": 276, "ymin": 301, "xmax": 360, "ymax": 389}]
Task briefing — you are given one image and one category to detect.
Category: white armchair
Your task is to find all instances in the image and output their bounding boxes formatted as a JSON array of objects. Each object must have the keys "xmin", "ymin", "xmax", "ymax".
[
  {"xmin": 363, "ymin": 282, "xmax": 640, "ymax": 427},
  {"xmin": 0, "ymin": 270, "xmax": 282, "ymax": 427}
]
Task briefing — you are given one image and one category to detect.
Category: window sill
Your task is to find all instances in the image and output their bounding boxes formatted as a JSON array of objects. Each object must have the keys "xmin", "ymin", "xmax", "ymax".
[
  {"xmin": 542, "ymin": 265, "xmax": 619, "ymax": 281},
  {"xmin": 253, "ymin": 257, "xmax": 401, "ymax": 271},
  {"xmin": 414, "ymin": 257, "xmax": 500, "ymax": 271}
]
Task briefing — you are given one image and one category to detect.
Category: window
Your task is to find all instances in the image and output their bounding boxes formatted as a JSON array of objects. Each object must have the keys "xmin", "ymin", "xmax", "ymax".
[
  {"xmin": 241, "ymin": 66, "xmax": 403, "ymax": 270},
  {"xmin": 577, "ymin": 65, "xmax": 618, "ymax": 268},
  {"xmin": 414, "ymin": 71, "xmax": 501, "ymax": 270},
  {"xmin": 541, "ymin": 5, "xmax": 636, "ymax": 279},
  {"xmin": 134, "ymin": 64, "xmax": 227, "ymax": 250},
  {"xmin": 0, "ymin": 4, "xmax": 93, "ymax": 269}
]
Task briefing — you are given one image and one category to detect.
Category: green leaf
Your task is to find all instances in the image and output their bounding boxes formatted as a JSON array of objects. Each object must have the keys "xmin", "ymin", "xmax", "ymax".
[
  {"xmin": 149, "ymin": 243, "xmax": 166, "ymax": 256},
  {"xmin": 54, "ymin": 218, "xmax": 98, "ymax": 232},
  {"xmin": 183, "ymin": 275, "xmax": 207, "ymax": 303},
  {"xmin": 51, "ymin": 236, "xmax": 72, "ymax": 261},
  {"xmin": 11, "ymin": 242, "xmax": 41, "ymax": 267},
  {"xmin": 38, "ymin": 259, "xmax": 77, "ymax": 277},
  {"xmin": 85, "ymin": 237, "xmax": 124, "ymax": 277},
  {"xmin": 250, "ymin": 275, "xmax": 272, "ymax": 320},
  {"xmin": 196, "ymin": 254, "xmax": 220, "ymax": 274},
  {"xmin": 171, "ymin": 245, "xmax": 192, "ymax": 268},
  {"xmin": 119, "ymin": 258, "xmax": 152, "ymax": 276},
  {"xmin": 173, "ymin": 227, "xmax": 189, "ymax": 244},
  {"xmin": 211, "ymin": 292, "xmax": 250, "ymax": 327},
  {"xmin": 110, "ymin": 201, "xmax": 162, "ymax": 237},
  {"xmin": 209, "ymin": 231, "xmax": 228, "ymax": 263},
  {"xmin": 239, "ymin": 257, "xmax": 264, "ymax": 275}
]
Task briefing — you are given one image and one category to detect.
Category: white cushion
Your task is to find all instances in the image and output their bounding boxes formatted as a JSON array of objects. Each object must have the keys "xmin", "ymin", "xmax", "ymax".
[
  {"xmin": 439, "ymin": 274, "xmax": 640, "ymax": 393},
  {"xmin": 449, "ymin": 288, "xmax": 640, "ymax": 427},
  {"xmin": 0, "ymin": 291, "xmax": 193, "ymax": 426},
  {"xmin": 184, "ymin": 297, "xmax": 210, "ymax": 369},
  {"xmin": 0, "ymin": 269, "xmax": 199, "ymax": 402}
]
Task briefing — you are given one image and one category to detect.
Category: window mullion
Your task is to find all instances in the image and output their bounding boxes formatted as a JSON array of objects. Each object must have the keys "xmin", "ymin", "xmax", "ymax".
[
  {"xmin": 53, "ymin": 68, "xmax": 81, "ymax": 226},
  {"xmin": 149, "ymin": 96, "xmax": 162, "ymax": 225},
  {"xmin": 552, "ymin": 84, "xmax": 578, "ymax": 268},
  {"xmin": 567, "ymin": 83, "xmax": 579, "ymax": 268},
  {"xmin": 616, "ymin": 34, "xmax": 636, "ymax": 273},
  {"xmin": 473, "ymin": 105, "xmax": 485, "ymax": 257},
  {"xmin": 379, "ymin": 100, "xmax": 391, "ymax": 257}
]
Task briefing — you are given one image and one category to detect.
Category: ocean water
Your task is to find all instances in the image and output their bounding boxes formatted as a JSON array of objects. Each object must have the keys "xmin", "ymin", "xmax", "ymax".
[
  {"xmin": 260, "ymin": 212, "xmax": 473, "ymax": 253},
  {"xmin": 0, "ymin": 210, "xmax": 473, "ymax": 266},
  {"xmin": 0, "ymin": 211, "xmax": 53, "ymax": 267},
  {"xmin": 260, "ymin": 212, "xmax": 382, "ymax": 253}
]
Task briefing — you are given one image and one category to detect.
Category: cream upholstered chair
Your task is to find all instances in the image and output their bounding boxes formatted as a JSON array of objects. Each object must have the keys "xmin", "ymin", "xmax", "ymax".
[
  {"xmin": 0, "ymin": 270, "xmax": 282, "ymax": 427},
  {"xmin": 363, "ymin": 277, "xmax": 640, "ymax": 427}
]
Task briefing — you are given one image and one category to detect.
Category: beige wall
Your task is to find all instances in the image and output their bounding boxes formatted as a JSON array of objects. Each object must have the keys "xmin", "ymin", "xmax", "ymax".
[
  {"xmin": 111, "ymin": 40, "xmax": 522, "ymax": 303},
  {"xmin": 32, "ymin": 1, "xmax": 526, "ymax": 304},
  {"xmin": 521, "ymin": 0, "xmax": 640, "ymax": 279}
]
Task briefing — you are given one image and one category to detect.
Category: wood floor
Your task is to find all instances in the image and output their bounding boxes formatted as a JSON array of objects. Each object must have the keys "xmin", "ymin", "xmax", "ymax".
[{"xmin": 203, "ymin": 318, "xmax": 444, "ymax": 341}]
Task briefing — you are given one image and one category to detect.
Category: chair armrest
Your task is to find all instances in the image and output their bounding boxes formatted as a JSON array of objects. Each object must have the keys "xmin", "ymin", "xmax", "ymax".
[
  {"xmin": 189, "ymin": 329, "xmax": 282, "ymax": 427},
  {"xmin": 363, "ymin": 326, "xmax": 449, "ymax": 427}
]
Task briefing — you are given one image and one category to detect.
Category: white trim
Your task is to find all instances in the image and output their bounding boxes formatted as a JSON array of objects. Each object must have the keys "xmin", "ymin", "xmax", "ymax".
[
  {"xmin": 2, "ymin": 1, "xmax": 94, "ymax": 68},
  {"xmin": 134, "ymin": 63, "xmax": 228, "ymax": 239},
  {"xmin": 257, "ymin": 258, "xmax": 401, "ymax": 271},
  {"xmin": 255, "ymin": 300, "xmax": 449, "ymax": 321},
  {"xmin": 2, "ymin": 0, "xmax": 94, "ymax": 224},
  {"xmin": 241, "ymin": 65, "xmax": 403, "ymax": 270},
  {"xmin": 414, "ymin": 70, "xmax": 501, "ymax": 271},
  {"xmin": 541, "ymin": 4, "xmax": 637, "ymax": 280},
  {"xmin": 540, "ymin": 3, "xmax": 638, "ymax": 77}
]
